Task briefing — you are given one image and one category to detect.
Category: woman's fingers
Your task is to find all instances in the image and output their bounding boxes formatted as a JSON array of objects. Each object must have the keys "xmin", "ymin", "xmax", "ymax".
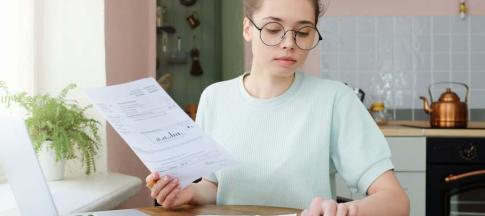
[
  {"xmin": 156, "ymin": 178, "xmax": 179, "ymax": 204},
  {"xmin": 150, "ymin": 175, "xmax": 173, "ymax": 198},
  {"xmin": 166, "ymin": 186, "xmax": 194, "ymax": 209},
  {"xmin": 152, "ymin": 171, "xmax": 160, "ymax": 179},
  {"xmin": 146, "ymin": 173, "xmax": 190, "ymax": 209},
  {"xmin": 304, "ymin": 197, "xmax": 339, "ymax": 216},
  {"xmin": 306, "ymin": 197, "xmax": 321, "ymax": 216},
  {"xmin": 336, "ymin": 203, "xmax": 358, "ymax": 216},
  {"xmin": 321, "ymin": 199, "xmax": 337, "ymax": 216},
  {"xmin": 336, "ymin": 203, "xmax": 348, "ymax": 216},
  {"xmin": 161, "ymin": 185, "xmax": 181, "ymax": 208},
  {"xmin": 347, "ymin": 203, "xmax": 358, "ymax": 216},
  {"xmin": 145, "ymin": 172, "xmax": 160, "ymax": 188},
  {"xmin": 145, "ymin": 171, "xmax": 158, "ymax": 183},
  {"xmin": 304, "ymin": 197, "xmax": 356, "ymax": 216}
]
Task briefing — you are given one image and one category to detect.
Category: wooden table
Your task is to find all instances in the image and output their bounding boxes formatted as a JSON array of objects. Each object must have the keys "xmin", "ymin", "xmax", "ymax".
[{"xmin": 139, "ymin": 205, "xmax": 302, "ymax": 215}]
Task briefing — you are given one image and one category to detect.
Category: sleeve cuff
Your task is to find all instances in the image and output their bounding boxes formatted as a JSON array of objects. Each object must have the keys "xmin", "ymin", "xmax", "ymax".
[{"xmin": 356, "ymin": 158, "xmax": 394, "ymax": 195}]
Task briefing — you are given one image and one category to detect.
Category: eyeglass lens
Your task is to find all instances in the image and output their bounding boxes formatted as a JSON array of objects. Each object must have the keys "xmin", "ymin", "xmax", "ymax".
[{"xmin": 259, "ymin": 22, "xmax": 320, "ymax": 50}]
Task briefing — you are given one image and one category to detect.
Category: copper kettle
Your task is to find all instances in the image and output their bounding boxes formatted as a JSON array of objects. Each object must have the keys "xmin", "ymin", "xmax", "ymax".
[{"xmin": 419, "ymin": 82, "xmax": 469, "ymax": 128}]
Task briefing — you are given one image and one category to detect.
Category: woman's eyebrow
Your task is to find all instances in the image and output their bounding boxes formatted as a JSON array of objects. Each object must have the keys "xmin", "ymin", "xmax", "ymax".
[
  {"xmin": 262, "ymin": 16, "xmax": 315, "ymax": 26},
  {"xmin": 262, "ymin": 16, "xmax": 283, "ymax": 22}
]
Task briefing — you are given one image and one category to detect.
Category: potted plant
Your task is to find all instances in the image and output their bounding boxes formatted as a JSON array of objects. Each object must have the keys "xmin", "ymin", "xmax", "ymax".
[{"xmin": 0, "ymin": 81, "xmax": 100, "ymax": 180}]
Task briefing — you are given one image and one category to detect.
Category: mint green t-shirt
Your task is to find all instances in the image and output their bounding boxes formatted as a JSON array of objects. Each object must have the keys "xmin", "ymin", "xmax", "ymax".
[{"xmin": 195, "ymin": 72, "xmax": 393, "ymax": 209}]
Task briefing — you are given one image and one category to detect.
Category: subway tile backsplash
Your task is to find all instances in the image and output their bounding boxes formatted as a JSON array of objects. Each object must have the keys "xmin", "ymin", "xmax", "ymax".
[{"xmin": 319, "ymin": 16, "xmax": 485, "ymax": 120}]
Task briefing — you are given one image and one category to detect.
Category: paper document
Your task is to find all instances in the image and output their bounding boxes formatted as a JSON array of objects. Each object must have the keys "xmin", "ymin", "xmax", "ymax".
[
  {"xmin": 86, "ymin": 78, "xmax": 237, "ymax": 187},
  {"xmin": 197, "ymin": 214, "xmax": 297, "ymax": 216},
  {"xmin": 74, "ymin": 209, "xmax": 149, "ymax": 216}
]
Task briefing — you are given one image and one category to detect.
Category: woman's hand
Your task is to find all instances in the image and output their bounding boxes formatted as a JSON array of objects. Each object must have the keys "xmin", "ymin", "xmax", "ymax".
[
  {"xmin": 146, "ymin": 172, "xmax": 193, "ymax": 209},
  {"xmin": 301, "ymin": 197, "xmax": 358, "ymax": 216}
]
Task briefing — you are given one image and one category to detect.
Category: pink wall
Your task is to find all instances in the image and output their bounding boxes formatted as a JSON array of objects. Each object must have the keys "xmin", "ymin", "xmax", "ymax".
[
  {"xmin": 105, "ymin": 0, "xmax": 156, "ymax": 208},
  {"xmin": 325, "ymin": 0, "xmax": 485, "ymax": 16},
  {"xmin": 246, "ymin": 0, "xmax": 485, "ymax": 77}
]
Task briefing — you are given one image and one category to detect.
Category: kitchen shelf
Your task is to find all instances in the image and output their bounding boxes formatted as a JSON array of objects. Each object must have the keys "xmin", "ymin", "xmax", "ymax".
[{"xmin": 156, "ymin": 25, "xmax": 176, "ymax": 34}]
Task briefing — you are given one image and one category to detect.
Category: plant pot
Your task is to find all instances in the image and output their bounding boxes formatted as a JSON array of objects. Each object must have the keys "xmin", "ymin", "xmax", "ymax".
[{"xmin": 37, "ymin": 141, "xmax": 65, "ymax": 181}]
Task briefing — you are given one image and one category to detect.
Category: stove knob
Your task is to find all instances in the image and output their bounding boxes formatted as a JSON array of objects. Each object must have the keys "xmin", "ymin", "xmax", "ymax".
[{"xmin": 459, "ymin": 143, "xmax": 478, "ymax": 161}]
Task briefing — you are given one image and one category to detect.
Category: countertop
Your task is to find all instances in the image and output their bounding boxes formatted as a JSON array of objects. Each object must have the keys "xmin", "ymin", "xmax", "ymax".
[{"xmin": 379, "ymin": 121, "xmax": 485, "ymax": 137}]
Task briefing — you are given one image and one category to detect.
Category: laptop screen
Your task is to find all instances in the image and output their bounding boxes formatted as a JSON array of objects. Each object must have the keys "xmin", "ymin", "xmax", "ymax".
[{"xmin": 0, "ymin": 116, "xmax": 59, "ymax": 216}]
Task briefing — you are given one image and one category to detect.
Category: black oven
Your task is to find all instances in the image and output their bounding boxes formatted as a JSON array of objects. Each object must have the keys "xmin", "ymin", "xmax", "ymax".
[{"xmin": 427, "ymin": 137, "xmax": 485, "ymax": 216}]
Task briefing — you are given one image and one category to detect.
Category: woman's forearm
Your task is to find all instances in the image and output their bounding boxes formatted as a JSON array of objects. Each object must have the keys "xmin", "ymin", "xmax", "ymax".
[
  {"xmin": 350, "ymin": 188, "xmax": 410, "ymax": 216},
  {"xmin": 188, "ymin": 178, "xmax": 218, "ymax": 206}
]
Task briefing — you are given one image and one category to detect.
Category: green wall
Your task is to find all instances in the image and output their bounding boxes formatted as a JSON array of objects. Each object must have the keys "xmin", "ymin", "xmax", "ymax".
[
  {"xmin": 156, "ymin": 0, "xmax": 243, "ymax": 107},
  {"xmin": 222, "ymin": 0, "xmax": 244, "ymax": 80}
]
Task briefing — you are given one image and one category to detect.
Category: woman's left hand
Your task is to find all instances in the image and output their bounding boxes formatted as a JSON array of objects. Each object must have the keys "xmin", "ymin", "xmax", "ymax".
[{"xmin": 301, "ymin": 197, "xmax": 358, "ymax": 216}]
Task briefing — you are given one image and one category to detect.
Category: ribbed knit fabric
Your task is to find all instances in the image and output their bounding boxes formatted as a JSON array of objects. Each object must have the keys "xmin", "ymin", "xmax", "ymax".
[{"xmin": 195, "ymin": 72, "xmax": 393, "ymax": 209}]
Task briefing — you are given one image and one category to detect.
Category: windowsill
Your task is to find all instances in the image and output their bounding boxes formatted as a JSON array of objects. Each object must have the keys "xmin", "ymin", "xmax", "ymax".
[{"xmin": 0, "ymin": 172, "xmax": 142, "ymax": 215}]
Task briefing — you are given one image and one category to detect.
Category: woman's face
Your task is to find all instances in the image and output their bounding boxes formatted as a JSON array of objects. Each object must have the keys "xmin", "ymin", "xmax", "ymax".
[{"xmin": 243, "ymin": 0, "xmax": 316, "ymax": 78}]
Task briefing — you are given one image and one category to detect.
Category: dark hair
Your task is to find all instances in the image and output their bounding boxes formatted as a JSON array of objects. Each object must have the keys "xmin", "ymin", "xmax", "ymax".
[{"xmin": 244, "ymin": 0, "xmax": 321, "ymax": 25}]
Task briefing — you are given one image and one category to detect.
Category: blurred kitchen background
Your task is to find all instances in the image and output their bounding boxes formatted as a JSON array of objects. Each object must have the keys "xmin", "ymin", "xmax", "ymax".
[
  {"xmin": 319, "ymin": 15, "xmax": 485, "ymax": 121},
  {"xmin": 152, "ymin": 0, "xmax": 485, "ymax": 122}
]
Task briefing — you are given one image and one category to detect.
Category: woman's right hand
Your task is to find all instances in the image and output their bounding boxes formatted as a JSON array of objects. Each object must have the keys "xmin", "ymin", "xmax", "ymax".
[{"xmin": 146, "ymin": 171, "xmax": 194, "ymax": 209}]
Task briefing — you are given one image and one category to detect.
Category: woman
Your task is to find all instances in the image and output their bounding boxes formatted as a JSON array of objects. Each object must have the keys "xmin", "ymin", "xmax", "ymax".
[{"xmin": 147, "ymin": 0, "xmax": 410, "ymax": 215}]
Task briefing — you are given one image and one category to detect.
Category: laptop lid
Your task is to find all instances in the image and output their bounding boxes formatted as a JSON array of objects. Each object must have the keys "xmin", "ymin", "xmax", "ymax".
[
  {"xmin": 0, "ymin": 116, "xmax": 59, "ymax": 216},
  {"xmin": 0, "ymin": 117, "xmax": 150, "ymax": 216}
]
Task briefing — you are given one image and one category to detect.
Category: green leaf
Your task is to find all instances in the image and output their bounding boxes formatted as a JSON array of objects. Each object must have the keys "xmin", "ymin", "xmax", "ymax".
[{"xmin": 0, "ymin": 81, "xmax": 101, "ymax": 175}]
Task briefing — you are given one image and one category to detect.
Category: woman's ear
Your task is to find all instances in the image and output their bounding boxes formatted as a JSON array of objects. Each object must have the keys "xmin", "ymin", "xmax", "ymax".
[{"xmin": 242, "ymin": 17, "xmax": 252, "ymax": 42}]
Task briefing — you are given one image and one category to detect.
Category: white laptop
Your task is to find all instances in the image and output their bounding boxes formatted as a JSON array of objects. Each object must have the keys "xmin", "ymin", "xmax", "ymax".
[{"xmin": 0, "ymin": 116, "xmax": 148, "ymax": 216}]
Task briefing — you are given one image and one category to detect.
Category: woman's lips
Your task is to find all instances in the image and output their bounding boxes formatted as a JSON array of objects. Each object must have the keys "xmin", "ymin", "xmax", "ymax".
[{"xmin": 274, "ymin": 57, "xmax": 297, "ymax": 66}]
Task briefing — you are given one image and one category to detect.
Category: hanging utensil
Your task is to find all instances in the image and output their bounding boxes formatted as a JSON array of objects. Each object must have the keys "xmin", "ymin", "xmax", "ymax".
[
  {"xmin": 169, "ymin": 36, "xmax": 188, "ymax": 64},
  {"xmin": 186, "ymin": 11, "xmax": 200, "ymax": 29},
  {"xmin": 190, "ymin": 35, "xmax": 203, "ymax": 76}
]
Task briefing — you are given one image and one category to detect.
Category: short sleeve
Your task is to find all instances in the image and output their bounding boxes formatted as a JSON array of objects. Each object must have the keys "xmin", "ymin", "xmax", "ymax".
[
  {"xmin": 330, "ymin": 87, "xmax": 394, "ymax": 195},
  {"xmin": 195, "ymin": 88, "xmax": 208, "ymax": 131},
  {"xmin": 195, "ymin": 87, "xmax": 219, "ymax": 183}
]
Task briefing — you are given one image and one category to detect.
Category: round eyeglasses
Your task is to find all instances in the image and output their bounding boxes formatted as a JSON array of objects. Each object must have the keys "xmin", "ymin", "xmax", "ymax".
[{"xmin": 247, "ymin": 17, "xmax": 323, "ymax": 50}]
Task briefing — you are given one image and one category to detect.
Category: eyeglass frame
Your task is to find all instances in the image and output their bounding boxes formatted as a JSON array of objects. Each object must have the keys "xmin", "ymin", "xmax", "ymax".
[{"xmin": 246, "ymin": 17, "xmax": 323, "ymax": 50}]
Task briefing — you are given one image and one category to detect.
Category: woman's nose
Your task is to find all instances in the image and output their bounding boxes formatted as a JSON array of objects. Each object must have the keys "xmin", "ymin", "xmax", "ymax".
[{"xmin": 280, "ymin": 31, "xmax": 296, "ymax": 50}]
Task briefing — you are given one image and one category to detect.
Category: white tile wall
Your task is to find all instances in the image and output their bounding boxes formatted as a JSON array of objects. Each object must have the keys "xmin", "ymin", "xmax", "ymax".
[{"xmin": 319, "ymin": 16, "xmax": 485, "ymax": 111}]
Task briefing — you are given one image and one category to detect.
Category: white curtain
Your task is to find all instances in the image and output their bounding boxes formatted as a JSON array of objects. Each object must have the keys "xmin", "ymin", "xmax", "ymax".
[
  {"xmin": 0, "ymin": 0, "xmax": 107, "ymax": 178},
  {"xmin": 0, "ymin": 0, "xmax": 37, "ymax": 113},
  {"xmin": 0, "ymin": 0, "xmax": 36, "ymax": 177}
]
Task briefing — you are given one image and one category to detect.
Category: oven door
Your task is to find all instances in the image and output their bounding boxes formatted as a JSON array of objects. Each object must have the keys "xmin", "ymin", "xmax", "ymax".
[
  {"xmin": 446, "ymin": 169, "xmax": 485, "ymax": 216},
  {"xmin": 427, "ymin": 164, "xmax": 485, "ymax": 216}
]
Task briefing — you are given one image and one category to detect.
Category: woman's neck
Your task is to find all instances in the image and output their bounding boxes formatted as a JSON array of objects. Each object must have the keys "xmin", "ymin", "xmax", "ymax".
[{"xmin": 243, "ymin": 69, "xmax": 295, "ymax": 99}]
